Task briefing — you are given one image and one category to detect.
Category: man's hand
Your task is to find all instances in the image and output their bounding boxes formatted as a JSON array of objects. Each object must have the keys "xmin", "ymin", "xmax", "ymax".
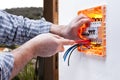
[
  {"xmin": 50, "ymin": 14, "xmax": 91, "ymax": 40},
  {"xmin": 27, "ymin": 33, "xmax": 75, "ymax": 57},
  {"xmin": 61, "ymin": 14, "xmax": 91, "ymax": 40},
  {"xmin": 11, "ymin": 33, "xmax": 74, "ymax": 78}
]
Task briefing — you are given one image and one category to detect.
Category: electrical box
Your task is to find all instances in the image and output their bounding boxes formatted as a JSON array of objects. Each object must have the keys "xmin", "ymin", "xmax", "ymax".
[{"xmin": 77, "ymin": 5, "xmax": 106, "ymax": 57}]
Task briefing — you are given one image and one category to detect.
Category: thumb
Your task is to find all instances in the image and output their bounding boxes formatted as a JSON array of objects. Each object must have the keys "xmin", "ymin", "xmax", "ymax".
[{"xmin": 57, "ymin": 39, "xmax": 75, "ymax": 52}]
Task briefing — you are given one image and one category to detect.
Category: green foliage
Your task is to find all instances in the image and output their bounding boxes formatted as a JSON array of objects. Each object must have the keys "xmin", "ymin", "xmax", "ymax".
[
  {"xmin": 0, "ymin": 44, "xmax": 18, "ymax": 49},
  {"xmin": 5, "ymin": 7, "xmax": 43, "ymax": 19},
  {"xmin": 18, "ymin": 60, "xmax": 35, "ymax": 80}
]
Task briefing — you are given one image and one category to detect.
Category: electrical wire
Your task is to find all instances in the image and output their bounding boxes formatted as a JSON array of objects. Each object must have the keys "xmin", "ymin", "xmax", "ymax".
[
  {"xmin": 63, "ymin": 39, "xmax": 91, "ymax": 66},
  {"xmin": 63, "ymin": 44, "xmax": 79, "ymax": 61},
  {"xmin": 63, "ymin": 44, "xmax": 80, "ymax": 66},
  {"xmin": 67, "ymin": 45, "xmax": 78, "ymax": 66}
]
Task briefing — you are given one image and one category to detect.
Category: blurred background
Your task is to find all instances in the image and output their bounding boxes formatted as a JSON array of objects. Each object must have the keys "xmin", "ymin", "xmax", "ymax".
[{"xmin": 0, "ymin": 0, "xmax": 43, "ymax": 80}]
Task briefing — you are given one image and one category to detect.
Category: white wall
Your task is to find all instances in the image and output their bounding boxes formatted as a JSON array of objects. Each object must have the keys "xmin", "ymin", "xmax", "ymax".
[{"xmin": 59, "ymin": 0, "xmax": 120, "ymax": 80}]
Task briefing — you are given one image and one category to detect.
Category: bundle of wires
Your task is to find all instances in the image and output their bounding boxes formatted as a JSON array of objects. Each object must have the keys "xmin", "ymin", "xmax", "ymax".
[
  {"xmin": 63, "ymin": 43, "xmax": 80, "ymax": 66},
  {"xmin": 63, "ymin": 40, "xmax": 90, "ymax": 66}
]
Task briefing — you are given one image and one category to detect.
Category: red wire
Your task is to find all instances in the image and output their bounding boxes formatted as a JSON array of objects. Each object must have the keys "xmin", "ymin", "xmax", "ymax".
[{"xmin": 75, "ymin": 39, "xmax": 91, "ymax": 44}]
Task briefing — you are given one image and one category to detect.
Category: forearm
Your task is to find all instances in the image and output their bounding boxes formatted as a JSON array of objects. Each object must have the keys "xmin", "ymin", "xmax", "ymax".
[
  {"xmin": 10, "ymin": 41, "xmax": 35, "ymax": 79},
  {"xmin": 0, "ymin": 10, "xmax": 51, "ymax": 46},
  {"xmin": 2, "ymin": 32, "xmax": 74, "ymax": 79}
]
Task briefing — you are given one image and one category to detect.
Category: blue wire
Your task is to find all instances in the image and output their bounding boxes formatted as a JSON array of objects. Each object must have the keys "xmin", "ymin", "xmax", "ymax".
[
  {"xmin": 63, "ymin": 44, "xmax": 79, "ymax": 61},
  {"xmin": 63, "ymin": 44, "xmax": 77, "ymax": 61},
  {"xmin": 63, "ymin": 40, "xmax": 90, "ymax": 66},
  {"xmin": 67, "ymin": 45, "xmax": 78, "ymax": 66}
]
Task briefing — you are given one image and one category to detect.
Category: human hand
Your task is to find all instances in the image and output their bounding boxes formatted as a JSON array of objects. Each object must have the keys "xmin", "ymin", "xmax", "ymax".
[
  {"xmin": 60, "ymin": 14, "xmax": 91, "ymax": 40},
  {"xmin": 11, "ymin": 33, "xmax": 74, "ymax": 78},
  {"xmin": 28, "ymin": 33, "xmax": 74, "ymax": 57}
]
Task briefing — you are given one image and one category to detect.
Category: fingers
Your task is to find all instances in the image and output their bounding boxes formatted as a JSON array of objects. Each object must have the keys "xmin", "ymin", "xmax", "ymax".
[
  {"xmin": 58, "ymin": 46, "xmax": 65, "ymax": 52},
  {"xmin": 57, "ymin": 39, "xmax": 75, "ymax": 52},
  {"xmin": 76, "ymin": 18, "xmax": 91, "ymax": 28},
  {"xmin": 57, "ymin": 39, "xmax": 74, "ymax": 52},
  {"xmin": 75, "ymin": 14, "xmax": 91, "ymax": 28},
  {"xmin": 74, "ymin": 14, "xmax": 89, "ymax": 22},
  {"xmin": 60, "ymin": 38, "xmax": 75, "ymax": 45}
]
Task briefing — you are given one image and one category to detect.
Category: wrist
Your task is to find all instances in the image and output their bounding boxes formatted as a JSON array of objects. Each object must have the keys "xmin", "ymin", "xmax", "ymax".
[
  {"xmin": 12, "ymin": 41, "xmax": 35, "ymax": 59},
  {"xmin": 50, "ymin": 24, "xmax": 66, "ymax": 37}
]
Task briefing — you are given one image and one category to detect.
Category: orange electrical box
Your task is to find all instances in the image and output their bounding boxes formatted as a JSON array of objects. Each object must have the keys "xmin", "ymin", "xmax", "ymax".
[{"xmin": 77, "ymin": 5, "xmax": 106, "ymax": 57}]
